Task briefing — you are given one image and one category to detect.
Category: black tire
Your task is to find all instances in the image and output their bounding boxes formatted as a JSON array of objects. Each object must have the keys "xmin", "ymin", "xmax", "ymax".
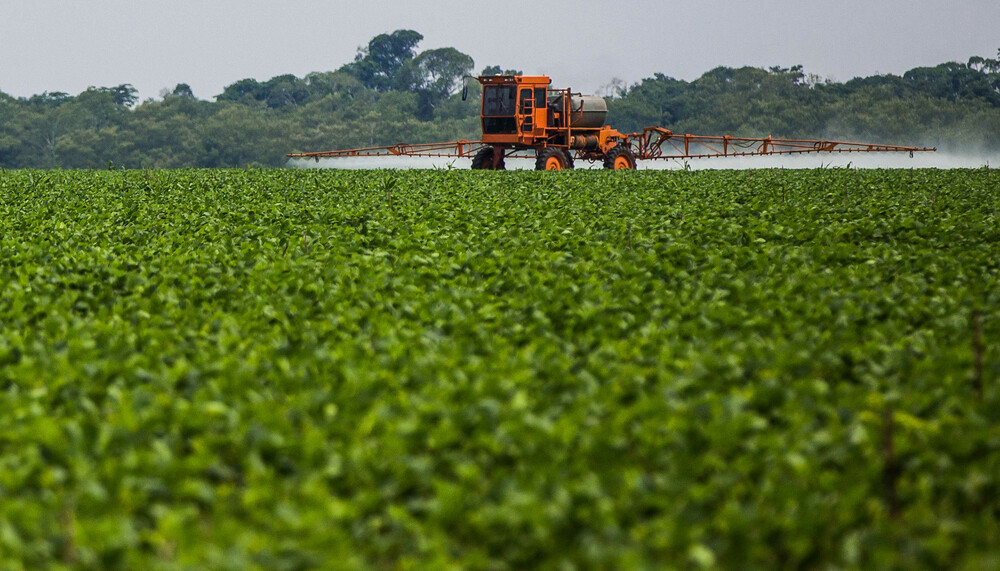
[
  {"xmin": 535, "ymin": 147, "xmax": 574, "ymax": 171},
  {"xmin": 471, "ymin": 147, "xmax": 505, "ymax": 170},
  {"xmin": 604, "ymin": 145, "xmax": 637, "ymax": 170}
]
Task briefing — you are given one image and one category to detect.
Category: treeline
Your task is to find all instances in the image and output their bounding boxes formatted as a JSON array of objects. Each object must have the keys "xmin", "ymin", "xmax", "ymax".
[
  {"xmin": 1, "ymin": 34, "xmax": 998, "ymax": 168},
  {"xmin": 609, "ymin": 58, "xmax": 1000, "ymax": 152},
  {"xmin": 0, "ymin": 30, "xmax": 482, "ymax": 168}
]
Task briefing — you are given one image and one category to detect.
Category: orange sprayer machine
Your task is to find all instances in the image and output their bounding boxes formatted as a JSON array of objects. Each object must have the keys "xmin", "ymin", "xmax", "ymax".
[{"xmin": 288, "ymin": 74, "xmax": 934, "ymax": 169}]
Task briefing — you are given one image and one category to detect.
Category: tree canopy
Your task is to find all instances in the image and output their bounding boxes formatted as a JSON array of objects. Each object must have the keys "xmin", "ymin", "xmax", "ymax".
[{"xmin": 344, "ymin": 29, "xmax": 425, "ymax": 92}]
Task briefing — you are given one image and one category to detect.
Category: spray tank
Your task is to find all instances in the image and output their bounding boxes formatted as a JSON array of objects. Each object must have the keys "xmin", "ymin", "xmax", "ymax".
[
  {"xmin": 549, "ymin": 94, "xmax": 609, "ymax": 150},
  {"xmin": 550, "ymin": 93, "xmax": 608, "ymax": 128}
]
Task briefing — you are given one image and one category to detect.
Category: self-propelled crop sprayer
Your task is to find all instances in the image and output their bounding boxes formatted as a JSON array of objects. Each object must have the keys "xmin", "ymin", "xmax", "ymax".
[{"xmin": 287, "ymin": 74, "xmax": 935, "ymax": 169}]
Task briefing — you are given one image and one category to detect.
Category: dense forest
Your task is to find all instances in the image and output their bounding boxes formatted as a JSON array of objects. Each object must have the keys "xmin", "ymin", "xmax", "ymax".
[{"xmin": 1, "ymin": 31, "xmax": 998, "ymax": 168}]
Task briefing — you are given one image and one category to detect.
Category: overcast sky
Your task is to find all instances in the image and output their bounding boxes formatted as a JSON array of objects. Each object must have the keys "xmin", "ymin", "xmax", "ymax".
[{"xmin": 1, "ymin": 0, "xmax": 997, "ymax": 101}]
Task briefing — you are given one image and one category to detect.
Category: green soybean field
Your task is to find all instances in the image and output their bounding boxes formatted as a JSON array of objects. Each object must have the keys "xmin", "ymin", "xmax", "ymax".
[{"xmin": 0, "ymin": 168, "xmax": 998, "ymax": 570}]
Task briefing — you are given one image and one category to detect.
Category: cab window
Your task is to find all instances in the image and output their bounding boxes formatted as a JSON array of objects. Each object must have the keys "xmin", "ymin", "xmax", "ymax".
[{"xmin": 483, "ymin": 85, "xmax": 516, "ymax": 116}]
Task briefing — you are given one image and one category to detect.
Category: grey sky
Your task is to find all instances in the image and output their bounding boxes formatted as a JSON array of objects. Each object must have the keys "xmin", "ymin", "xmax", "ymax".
[{"xmin": 1, "ymin": 0, "xmax": 997, "ymax": 101}]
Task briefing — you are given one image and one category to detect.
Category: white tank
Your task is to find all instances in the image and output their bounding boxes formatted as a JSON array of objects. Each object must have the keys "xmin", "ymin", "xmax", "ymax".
[{"xmin": 552, "ymin": 94, "xmax": 608, "ymax": 128}]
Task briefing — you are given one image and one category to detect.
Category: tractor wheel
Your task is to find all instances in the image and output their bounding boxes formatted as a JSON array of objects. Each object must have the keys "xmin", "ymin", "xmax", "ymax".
[
  {"xmin": 471, "ymin": 147, "xmax": 505, "ymax": 170},
  {"xmin": 535, "ymin": 147, "xmax": 574, "ymax": 171},
  {"xmin": 604, "ymin": 145, "xmax": 637, "ymax": 170}
]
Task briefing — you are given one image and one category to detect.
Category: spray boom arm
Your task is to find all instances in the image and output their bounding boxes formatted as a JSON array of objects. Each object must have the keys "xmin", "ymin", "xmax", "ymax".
[
  {"xmin": 288, "ymin": 131, "xmax": 934, "ymax": 162},
  {"xmin": 630, "ymin": 128, "xmax": 933, "ymax": 160}
]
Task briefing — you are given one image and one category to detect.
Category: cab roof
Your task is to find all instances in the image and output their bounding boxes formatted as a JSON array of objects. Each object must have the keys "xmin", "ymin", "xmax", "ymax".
[{"xmin": 478, "ymin": 75, "xmax": 552, "ymax": 86}]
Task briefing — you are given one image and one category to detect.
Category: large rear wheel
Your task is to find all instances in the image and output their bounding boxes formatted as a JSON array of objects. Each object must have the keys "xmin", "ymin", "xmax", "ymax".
[
  {"xmin": 604, "ymin": 145, "xmax": 637, "ymax": 170},
  {"xmin": 535, "ymin": 147, "xmax": 574, "ymax": 171},
  {"xmin": 471, "ymin": 147, "xmax": 505, "ymax": 170}
]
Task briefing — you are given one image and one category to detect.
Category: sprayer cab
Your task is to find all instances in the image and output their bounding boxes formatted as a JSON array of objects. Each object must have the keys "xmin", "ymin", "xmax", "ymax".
[{"xmin": 476, "ymin": 75, "xmax": 628, "ymax": 159}]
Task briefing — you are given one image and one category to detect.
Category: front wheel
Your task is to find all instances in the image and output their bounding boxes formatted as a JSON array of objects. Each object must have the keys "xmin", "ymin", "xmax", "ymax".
[
  {"xmin": 604, "ymin": 145, "xmax": 637, "ymax": 170},
  {"xmin": 535, "ymin": 147, "xmax": 574, "ymax": 171},
  {"xmin": 471, "ymin": 147, "xmax": 505, "ymax": 170}
]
